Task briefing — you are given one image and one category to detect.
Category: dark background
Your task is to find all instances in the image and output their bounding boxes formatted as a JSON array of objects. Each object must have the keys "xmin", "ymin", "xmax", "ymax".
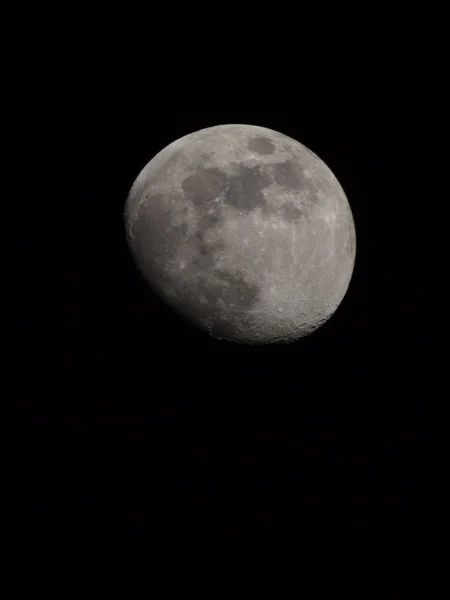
[{"xmin": 6, "ymin": 29, "xmax": 439, "ymax": 587}]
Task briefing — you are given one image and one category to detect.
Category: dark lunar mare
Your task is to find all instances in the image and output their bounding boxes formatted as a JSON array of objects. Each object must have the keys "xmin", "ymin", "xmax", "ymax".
[
  {"xmin": 181, "ymin": 163, "xmax": 272, "ymax": 215},
  {"xmin": 182, "ymin": 167, "xmax": 228, "ymax": 205},
  {"xmin": 273, "ymin": 157, "xmax": 336, "ymax": 203},
  {"xmin": 223, "ymin": 165, "xmax": 272, "ymax": 212},
  {"xmin": 247, "ymin": 136, "xmax": 276, "ymax": 155}
]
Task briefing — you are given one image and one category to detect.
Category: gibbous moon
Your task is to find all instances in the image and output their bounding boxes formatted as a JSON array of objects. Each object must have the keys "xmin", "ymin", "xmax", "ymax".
[{"xmin": 124, "ymin": 124, "xmax": 356, "ymax": 344}]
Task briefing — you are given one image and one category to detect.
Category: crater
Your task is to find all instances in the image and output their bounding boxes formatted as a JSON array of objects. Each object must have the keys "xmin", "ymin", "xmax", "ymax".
[
  {"xmin": 247, "ymin": 136, "xmax": 276, "ymax": 155},
  {"xmin": 224, "ymin": 165, "xmax": 271, "ymax": 212},
  {"xmin": 182, "ymin": 166, "xmax": 228, "ymax": 205}
]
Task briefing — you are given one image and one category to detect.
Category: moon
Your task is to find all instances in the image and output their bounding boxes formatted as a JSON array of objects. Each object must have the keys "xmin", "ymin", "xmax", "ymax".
[{"xmin": 124, "ymin": 124, "xmax": 356, "ymax": 344}]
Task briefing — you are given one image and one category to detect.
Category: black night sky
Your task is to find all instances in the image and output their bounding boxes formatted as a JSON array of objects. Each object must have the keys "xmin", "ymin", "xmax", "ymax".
[{"xmin": 6, "ymin": 25, "xmax": 440, "ymax": 590}]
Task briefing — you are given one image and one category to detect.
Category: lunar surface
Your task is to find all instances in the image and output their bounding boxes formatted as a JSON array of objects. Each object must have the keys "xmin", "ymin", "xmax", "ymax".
[{"xmin": 124, "ymin": 124, "xmax": 356, "ymax": 344}]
